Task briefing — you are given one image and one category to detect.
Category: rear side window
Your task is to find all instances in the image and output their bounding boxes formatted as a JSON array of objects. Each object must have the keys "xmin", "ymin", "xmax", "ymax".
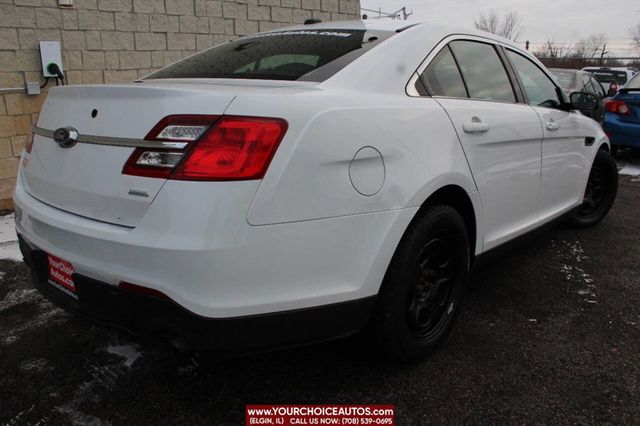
[
  {"xmin": 507, "ymin": 50, "xmax": 561, "ymax": 108},
  {"xmin": 582, "ymin": 73, "xmax": 595, "ymax": 93},
  {"xmin": 551, "ymin": 70, "xmax": 575, "ymax": 91},
  {"xmin": 449, "ymin": 40, "xmax": 515, "ymax": 103},
  {"xmin": 627, "ymin": 73, "xmax": 640, "ymax": 89},
  {"xmin": 420, "ymin": 46, "xmax": 468, "ymax": 98},
  {"xmin": 144, "ymin": 29, "xmax": 392, "ymax": 82},
  {"xmin": 589, "ymin": 76, "xmax": 605, "ymax": 96}
]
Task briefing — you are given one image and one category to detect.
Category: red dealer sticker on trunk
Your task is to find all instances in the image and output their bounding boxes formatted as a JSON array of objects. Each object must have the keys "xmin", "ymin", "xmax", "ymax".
[
  {"xmin": 47, "ymin": 254, "xmax": 77, "ymax": 299},
  {"xmin": 245, "ymin": 405, "xmax": 395, "ymax": 425}
]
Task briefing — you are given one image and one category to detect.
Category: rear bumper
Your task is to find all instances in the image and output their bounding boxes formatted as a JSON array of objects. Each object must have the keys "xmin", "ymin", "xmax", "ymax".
[
  {"xmin": 13, "ymin": 169, "xmax": 416, "ymax": 318},
  {"xmin": 604, "ymin": 114, "xmax": 640, "ymax": 148},
  {"xmin": 19, "ymin": 236, "xmax": 375, "ymax": 355}
]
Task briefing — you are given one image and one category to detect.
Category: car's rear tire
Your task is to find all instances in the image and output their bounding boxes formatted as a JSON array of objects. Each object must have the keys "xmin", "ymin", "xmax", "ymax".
[
  {"xmin": 370, "ymin": 205, "xmax": 470, "ymax": 361},
  {"xmin": 569, "ymin": 150, "xmax": 618, "ymax": 228},
  {"xmin": 610, "ymin": 145, "xmax": 618, "ymax": 158}
]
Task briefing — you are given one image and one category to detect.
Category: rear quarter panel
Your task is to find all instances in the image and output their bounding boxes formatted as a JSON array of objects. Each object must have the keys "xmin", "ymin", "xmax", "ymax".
[{"xmin": 226, "ymin": 90, "xmax": 479, "ymax": 243}]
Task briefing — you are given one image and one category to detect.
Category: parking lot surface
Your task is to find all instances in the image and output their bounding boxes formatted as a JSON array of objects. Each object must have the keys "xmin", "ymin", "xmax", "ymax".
[{"xmin": 1, "ymin": 153, "xmax": 640, "ymax": 425}]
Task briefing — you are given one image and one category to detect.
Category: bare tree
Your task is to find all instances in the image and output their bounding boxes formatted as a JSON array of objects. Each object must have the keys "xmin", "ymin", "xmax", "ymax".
[
  {"xmin": 575, "ymin": 33, "xmax": 609, "ymax": 59},
  {"xmin": 631, "ymin": 23, "xmax": 640, "ymax": 47},
  {"xmin": 534, "ymin": 38, "xmax": 572, "ymax": 59},
  {"xmin": 474, "ymin": 10, "xmax": 524, "ymax": 42}
]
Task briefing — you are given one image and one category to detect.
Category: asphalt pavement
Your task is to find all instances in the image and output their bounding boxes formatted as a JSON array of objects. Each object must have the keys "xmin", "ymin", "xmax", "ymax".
[{"xmin": 1, "ymin": 152, "xmax": 640, "ymax": 425}]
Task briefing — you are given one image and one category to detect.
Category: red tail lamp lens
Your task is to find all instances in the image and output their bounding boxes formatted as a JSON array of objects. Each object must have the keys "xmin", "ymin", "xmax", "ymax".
[
  {"xmin": 172, "ymin": 117, "xmax": 288, "ymax": 181},
  {"xmin": 122, "ymin": 115, "xmax": 287, "ymax": 181},
  {"xmin": 605, "ymin": 100, "xmax": 631, "ymax": 116}
]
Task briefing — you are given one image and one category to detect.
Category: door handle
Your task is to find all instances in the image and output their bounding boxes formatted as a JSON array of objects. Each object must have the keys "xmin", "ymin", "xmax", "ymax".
[
  {"xmin": 546, "ymin": 121, "xmax": 560, "ymax": 131},
  {"xmin": 463, "ymin": 117, "xmax": 490, "ymax": 133}
]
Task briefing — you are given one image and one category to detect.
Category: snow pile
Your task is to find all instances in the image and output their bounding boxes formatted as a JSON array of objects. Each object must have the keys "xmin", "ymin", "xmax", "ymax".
[
  {"xmin": 0, "ymin": 214, "xmax": 22, "ymax": 261},
  {"xmin": 618, "ymin": 163, "xmax": 640, "ymax": 176}
]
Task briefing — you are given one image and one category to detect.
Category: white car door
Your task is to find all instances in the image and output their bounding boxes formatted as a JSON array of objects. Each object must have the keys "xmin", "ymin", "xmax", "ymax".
[
  {"xmin": 505, "ymin": 50, "xmax": 591, "ymax": 222},
  {"xmin": 420, "ymin": 40, "xmax": 544, "ymax": 250}
]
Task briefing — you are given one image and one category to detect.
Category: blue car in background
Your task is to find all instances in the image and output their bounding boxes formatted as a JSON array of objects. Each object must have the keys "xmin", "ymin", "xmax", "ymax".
[{"xmin": 604, "ymin": 72, "xmax": 640, "ymax": 156}]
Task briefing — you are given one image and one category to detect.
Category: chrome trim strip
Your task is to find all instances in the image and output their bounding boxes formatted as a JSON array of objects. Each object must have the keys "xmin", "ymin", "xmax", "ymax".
[{"xmin": 32, "ymin": 126, "xmax": 188, "ymax": 149}]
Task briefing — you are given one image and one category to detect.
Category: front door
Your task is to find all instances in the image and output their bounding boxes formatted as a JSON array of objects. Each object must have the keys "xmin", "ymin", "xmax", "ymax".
[
  {"xmin": 505, "ymin": 49, "xmax": 591, "ymax": 222},
  {"xmin": 421, "ymin": 40, "xmax": 543, "ymax": 250}
]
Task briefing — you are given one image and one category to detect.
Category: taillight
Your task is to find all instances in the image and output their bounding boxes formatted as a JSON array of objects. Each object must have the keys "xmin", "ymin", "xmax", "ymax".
[
  {"xmin": 123, "ymin": 115, "xmax": 287, "ymax": 181},
  {"xmin": 123, "ymin": 115, "xmax": 219, "ymax": 179},
  {"xmin": 605, "ymin": 100, "xmax": 631, "ymax": 116},
  {"xmin": 25, "ymin": 133, "xmax": 34, "ymax": 154}
]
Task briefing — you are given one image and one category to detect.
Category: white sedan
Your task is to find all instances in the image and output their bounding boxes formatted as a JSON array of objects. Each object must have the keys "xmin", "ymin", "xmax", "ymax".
[{"xmin": 13, "ymin": 20, "xmax": 617, "ymax": 360}]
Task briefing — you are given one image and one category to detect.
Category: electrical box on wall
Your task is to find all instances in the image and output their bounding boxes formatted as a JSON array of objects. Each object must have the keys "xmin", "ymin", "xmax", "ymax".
[
  {"xmin": 39, "ymin": 41, "xmax": 63, "ymax": 78},
  {"xmin": 58, "ymin": 0, "xmax": 73, "ymax": 7}
]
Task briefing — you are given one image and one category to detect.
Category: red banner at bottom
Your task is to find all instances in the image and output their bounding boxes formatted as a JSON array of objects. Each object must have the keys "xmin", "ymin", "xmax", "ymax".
[{"xmin": 246, "ymin": 405, "xmax": 395, "ymax": 425}]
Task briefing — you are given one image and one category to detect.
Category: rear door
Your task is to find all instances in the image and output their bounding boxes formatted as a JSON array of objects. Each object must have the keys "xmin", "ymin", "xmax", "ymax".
[
  {"xmin": 423, "ymin": 39, "xmax": 543, "ymax": 250},
  {"xmin": 506, "ymin": 49, "xmax": 591, "ymax": 221}
]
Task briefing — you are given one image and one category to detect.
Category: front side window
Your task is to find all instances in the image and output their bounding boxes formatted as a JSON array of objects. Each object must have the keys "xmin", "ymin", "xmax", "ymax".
[
  {"xmin": 420, "ymin": 46, "xmax": 468, "ymax": 98},
  {"xmin": 145, "ymin": 29, "xmax": 392, "ymax": 82},
  {"xmin": 507, "ymin": 50, "xmax": 561, "ymax": 108},
  {"xmin": 448, "ymin": 40, "xmax": 516, "ymax": 103}
]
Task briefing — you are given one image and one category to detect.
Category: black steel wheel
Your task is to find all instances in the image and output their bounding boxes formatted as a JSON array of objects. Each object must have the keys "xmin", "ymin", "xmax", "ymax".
[
  {"xmin": 370, "ymin": 205, "xmax": 470, "ymax": 361},
  {"xmin": 406, "ymin": 236, "xmax": 457, "ymax": 340},
  {"xmin": 570, "ymin": 150, "xmax": 618, "ymax": 228}
]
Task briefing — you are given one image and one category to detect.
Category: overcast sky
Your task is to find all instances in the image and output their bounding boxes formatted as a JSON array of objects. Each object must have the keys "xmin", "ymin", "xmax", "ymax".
[{"xmin": 360, "ymin": 0, "xmax": 640, "ymax": 53}]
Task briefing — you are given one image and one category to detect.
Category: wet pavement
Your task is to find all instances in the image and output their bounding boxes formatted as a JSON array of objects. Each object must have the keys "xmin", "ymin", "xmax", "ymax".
[{"xmin": 1, "ymin": 152, "xmax": 640, "ymax": 425}]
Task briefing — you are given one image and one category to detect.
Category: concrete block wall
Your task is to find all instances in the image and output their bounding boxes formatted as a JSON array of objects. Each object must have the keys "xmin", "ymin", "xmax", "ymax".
[{"xmin": 0, "ymin": 0, "xmax": 361, "ymax": 209}]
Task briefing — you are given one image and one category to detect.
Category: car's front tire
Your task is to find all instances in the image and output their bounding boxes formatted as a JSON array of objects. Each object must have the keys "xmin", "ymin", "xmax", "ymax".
[
  {"xmin": 570, "ymin": 150, "xmax": 618, "ymax": 228},
  {"xmin": 370, "ymin": 205, "xmax": 470, "ymax": 361}
]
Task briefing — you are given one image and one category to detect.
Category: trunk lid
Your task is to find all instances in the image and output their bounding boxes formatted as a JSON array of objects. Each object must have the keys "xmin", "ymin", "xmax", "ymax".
[{"xmin": 23, "ymin": 83, "xmax": 240, "ymax": 227}]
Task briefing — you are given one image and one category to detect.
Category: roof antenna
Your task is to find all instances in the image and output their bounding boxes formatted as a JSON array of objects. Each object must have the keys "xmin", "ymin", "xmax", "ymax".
[{"xmin": 304, "ymin": 18, "xmax": 322, "ymax": 25}]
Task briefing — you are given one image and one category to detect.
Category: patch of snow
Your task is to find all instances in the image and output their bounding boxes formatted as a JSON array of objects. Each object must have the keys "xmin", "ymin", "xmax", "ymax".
[
  {"xmin": 0, "ymin": 241, "xmax": 22, "ymax": 261},
  {"xmin": 0, "ymin": 288, "xmax": 39, "ymax": 311},
  {"xmin": 56, "ymin": 365, "xmax": 123, "ymax": 425},
  {"xmin": 6, "ymin": 404, "xmax": 36, "ymax": 426},
  {"xmin": 1, "ymin": 300, "xmax": 66, "ymax": 345},
  {"xmin": 0, "ymin": 213, "xmax": 21, "ymax": 261},
  {"xmin": 618, "ymin": 163, "xmax": 640, "ymax": 176},
  {"xmin": 106, "ymin": 344, "xmax": 142, "ymax": 368},
  {"xmin": 0, "ymin": 213, "xmax": 17, "ymax": 243},
  {"xmin": 555, "ymin": 240, "xmax": 598, "ymax": 305},
  {"xmin": 20, "ymin": 358, "xmax": 53, "ymax": 373}
]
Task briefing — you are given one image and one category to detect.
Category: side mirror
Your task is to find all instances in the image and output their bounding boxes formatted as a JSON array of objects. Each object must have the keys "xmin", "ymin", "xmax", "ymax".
[{"xmin": 570, "ymin": 92, "xmax": 599, "ymax": 111}]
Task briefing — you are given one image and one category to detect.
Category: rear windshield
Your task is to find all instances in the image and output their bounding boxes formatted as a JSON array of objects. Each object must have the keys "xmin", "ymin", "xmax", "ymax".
[
  {"xmin": 550, "ymin": 70, "xmax": 575, "ymax": 90},
  {"xmin": 584, "ymin": 69, "xmax": 629, "ymax": 85},
  {"xmin": 626, "ymin": 73, "xmax": 640, "ymax": 89},
  {"xmin": 144, "ymin": 29, "xmax": 392, "ymax": 82}
]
